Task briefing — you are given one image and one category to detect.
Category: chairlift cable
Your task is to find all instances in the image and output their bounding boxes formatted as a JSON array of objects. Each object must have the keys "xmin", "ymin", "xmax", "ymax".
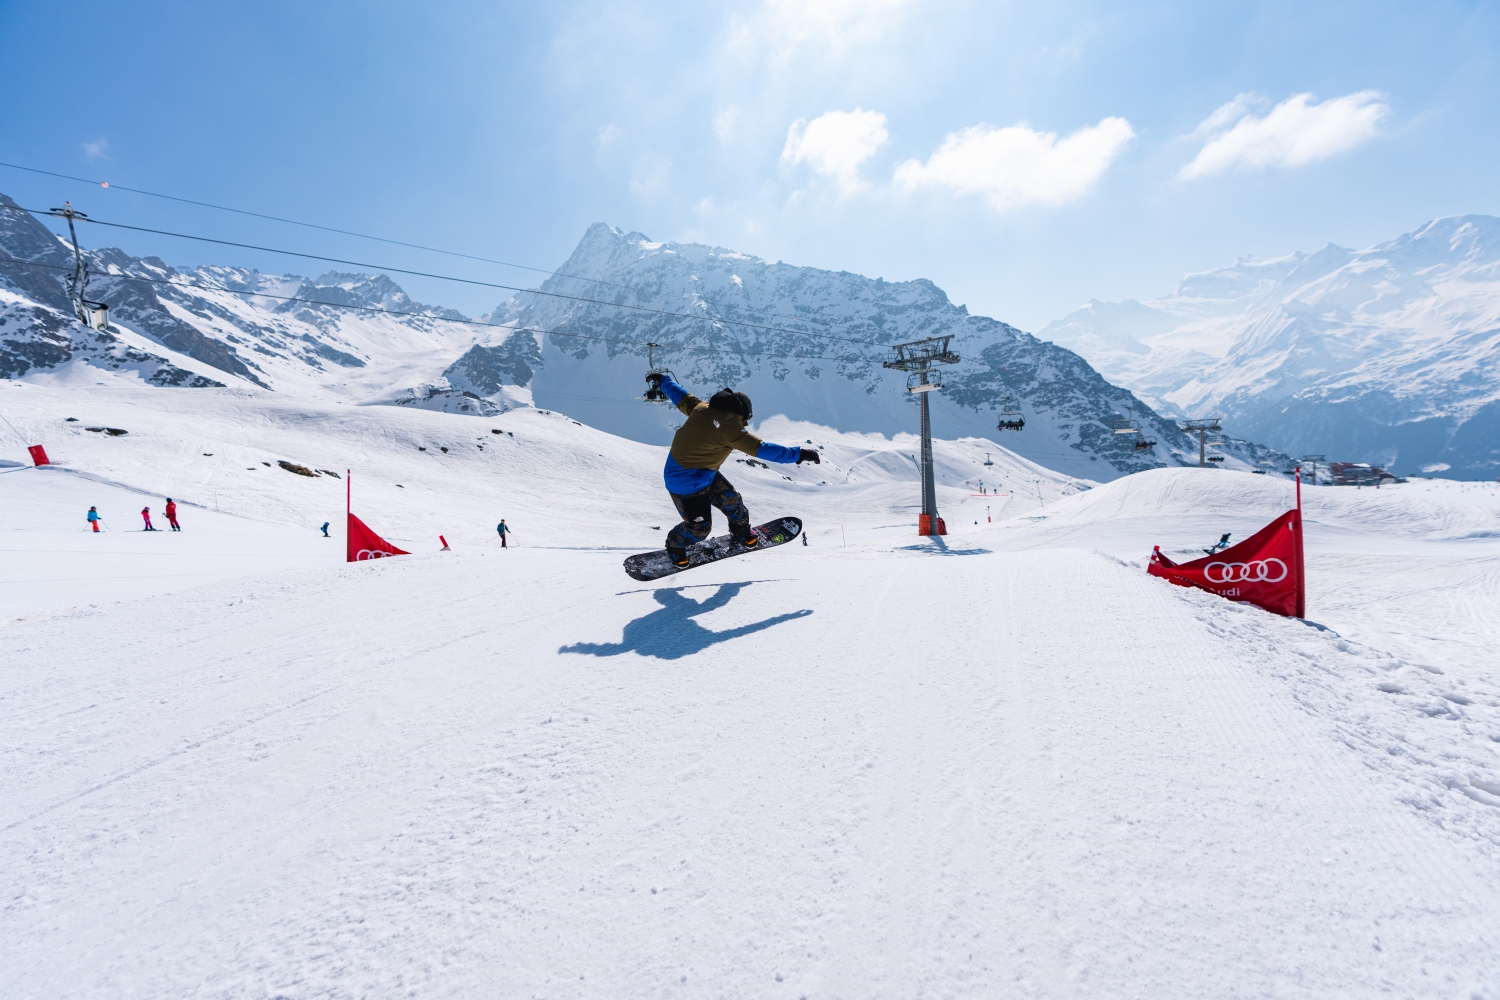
[
  {"xmin": 0, "ymin": 159, "xmax": 855, "ymax": 343},
  {"xmin": 0, "ymin": 201, "xmax": 883, "ymax": 348},
  {"xmin": 0, "ymin": 253, "xmax": 865, "ymax": 363},
  {"xmin": 0, "ymin": 159, "xmax": 641, "ymax": 293}
]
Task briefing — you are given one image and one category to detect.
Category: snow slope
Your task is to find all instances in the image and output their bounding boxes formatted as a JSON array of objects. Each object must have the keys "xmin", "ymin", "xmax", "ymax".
[
  {"xmin": 1040, "ymin": 216, "xmax": 1500, "ymax": 477},
  {"xmin": 0, "ymin": 379, "xmax": 1084, "ymax": 618},
  {"xmin": 4, "ymin": 382, "xmax": 1500, "ymax": 997}
]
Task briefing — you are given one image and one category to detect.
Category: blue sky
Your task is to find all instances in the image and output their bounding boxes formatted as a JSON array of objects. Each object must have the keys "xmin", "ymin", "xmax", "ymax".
[{"xmin": 2, "ymin": 0, "xmax": 1497, "ymax": 329}]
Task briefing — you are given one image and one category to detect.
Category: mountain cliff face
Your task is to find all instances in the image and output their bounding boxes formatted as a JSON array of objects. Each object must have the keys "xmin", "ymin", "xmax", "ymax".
[
  {"xmin": 0, "ymin": 194, "xmax": 1288, "ymax": 480},
  {"xmin": 0, "ymin": 193, "xmax": 477, "ymax": 397},
  {"xmin": 1041, "ymin": 216, "xmax": 1500, "ymax": 477},
  {"xmin": 482, "ymin": 224, "xmax": 1283, "ymax": 480}
]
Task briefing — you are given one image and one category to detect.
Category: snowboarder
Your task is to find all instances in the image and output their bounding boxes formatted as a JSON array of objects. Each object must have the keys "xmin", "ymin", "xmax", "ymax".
[
  {"xmin": 87, "ymin": 506, "xmax": 100, "ymax": 533},
  {"xmin": 649, "ymin": 373, "xmax": 818, "ymax": 568},
  {"xmin": 1204, "ymin": 532, "xmax": 1231, "ymax": 555},
  {"xmin": 321, "ymin": 521, "xmax": 331, "ymax": 537},
  {"xmin": 141, "ymin": 506, "xmax": 156, "ymax": 531},
  {"xmin": 165, "ymin": 498, "xmax": 181, "ymax": 532},
  {"xmin": 496, "ymin": 519, "xmax": 510, "ymax": 548}
]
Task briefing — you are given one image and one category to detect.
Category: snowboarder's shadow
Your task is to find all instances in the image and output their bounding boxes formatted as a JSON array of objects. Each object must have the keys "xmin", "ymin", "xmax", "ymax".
[{"xmin": 559, "ymin": 582, "xmax": 811, "ymax": 661}]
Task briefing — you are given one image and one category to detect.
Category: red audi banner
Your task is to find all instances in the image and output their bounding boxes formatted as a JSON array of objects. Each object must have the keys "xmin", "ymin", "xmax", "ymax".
[
  {"xmin": 344, "ymin": 470, "xmax": 410, "ymax": 563},
  {"xmin": 1148, "ymin": 506, "xmax": 1306, "ymax": 618},
  {"xmin": 346, "ymin": 513, "xmax": 410, "ymax": 563}
]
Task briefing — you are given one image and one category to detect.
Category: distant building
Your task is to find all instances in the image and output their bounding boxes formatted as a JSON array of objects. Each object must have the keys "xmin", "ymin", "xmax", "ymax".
[{"xmin": 1329, "ymin": 462, "xmax": 1404, "ymax": 486}]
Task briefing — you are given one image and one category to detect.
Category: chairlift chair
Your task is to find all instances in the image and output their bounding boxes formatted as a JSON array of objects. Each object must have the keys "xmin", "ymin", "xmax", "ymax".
[
  {"xmin": 1113, "ymin": 400, "xmax": 1143, "ymax": 435},
  {"xmin": 641, "ymin": 342, "xmax": 674, "ymax": 403},
  {"xmin": 996, "ymin": 396, "xmax": 1025, "ymax": 432},
  {"xmin": 1133, "ymin": 437, "xmax": 1157, "ymax": 452},
  {"xmin": 52, "ymin": 202, "xmax": 110, "ymax": 332},
  {"xmin": 982, "ymin": 452, "xmax": 994, "ymax": 466},
  {"xmin": 906, "ymin": 369, "xmax": 942, "ymax": 393},
  {"xmin": 80, "ymin": 301, "xmax": 109, "ymax": 332}
]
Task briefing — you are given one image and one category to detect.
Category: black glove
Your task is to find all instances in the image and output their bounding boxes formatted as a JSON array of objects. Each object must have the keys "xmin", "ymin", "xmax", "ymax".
[{"xmin": 798, "ymin": 447, "xmax": 820, "ymax": 465}]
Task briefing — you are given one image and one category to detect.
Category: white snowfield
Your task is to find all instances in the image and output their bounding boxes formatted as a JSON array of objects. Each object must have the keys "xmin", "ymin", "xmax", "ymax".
[{"xmin": 4, "ymin": 380, "xmax": 1500, "ymax": 998}]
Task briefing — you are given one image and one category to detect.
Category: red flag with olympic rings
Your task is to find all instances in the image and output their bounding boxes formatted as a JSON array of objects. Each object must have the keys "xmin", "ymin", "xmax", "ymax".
[
  {"xmin": 1148, "ymin": 505, "xmax": 1305, "ymax": 618},
  {"xmin": 344, "ymin": 470, "xmax": 409, "ymax": 563}
]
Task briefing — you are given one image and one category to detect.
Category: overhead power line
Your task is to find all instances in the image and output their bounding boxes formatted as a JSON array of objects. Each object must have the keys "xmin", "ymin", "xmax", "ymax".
[
  {"xmin": 1, "ymin": 159, "xmax": 873, "ymax": 341},
  {"xmin": 0, "ymin": 253, "xmax": 870, "ymax": 364},
  {"xmin": 0, "ymin": 158, "xmax": 635, "ymax": 292},
  {"xmin": 0, "ymin": 203, "xmax": 884, "ymax": 350}
]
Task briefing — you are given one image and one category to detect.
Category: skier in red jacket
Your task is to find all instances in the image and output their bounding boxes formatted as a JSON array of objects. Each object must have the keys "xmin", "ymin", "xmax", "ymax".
[
  {"xmin": 165, "ymin": 498, "xmax": 181, "ymax": 532},
  {"xmin": 141, "ymin": 506, "xmax": 156, "ymax": 531}
]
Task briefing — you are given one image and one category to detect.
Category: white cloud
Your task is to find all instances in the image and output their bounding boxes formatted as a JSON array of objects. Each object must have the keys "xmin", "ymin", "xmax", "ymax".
[
  {"xmin": 732, "ymin": 0, "xmax": 915, "ymax": 58},
  {"xmin": 713, "ymin": 106, "xmax": 741, "ymax": 144},
  {"xmin": 81, "ymin": 137, "xmax": 109, "ymax": 160},
  {"xmin": 893, "ymin": 118, "xmax": 1134, "ymax": 211},
  {"xmin": 596, "ymin": 124, "xmax": 624, "ymax": 149},
  {"xmin": 629, "ymin": 158, "xmax": 671, "ymax": 198},
  {"xmin": 781, "ymin": 108, "xmax": 889, "ymax": 194},
  {"xmin": 1179, "ymin": 91, "xmax": 1389, "ymax": 180}
]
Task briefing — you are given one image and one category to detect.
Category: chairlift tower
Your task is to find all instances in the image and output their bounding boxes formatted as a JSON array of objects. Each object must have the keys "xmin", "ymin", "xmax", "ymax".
[
  {"xmin": 884, "ymin": 335, "xmax": 960, "ymax": 535},
  {"xmin": 1180, "ymin": 418, "xmax": 1222, "ymax": 468}
]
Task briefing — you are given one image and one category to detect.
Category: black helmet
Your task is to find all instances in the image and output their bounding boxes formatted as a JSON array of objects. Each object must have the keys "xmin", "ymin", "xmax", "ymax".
[{"xmin": 709, "ymin": 388, "xmax": 752, "ymax": 422}]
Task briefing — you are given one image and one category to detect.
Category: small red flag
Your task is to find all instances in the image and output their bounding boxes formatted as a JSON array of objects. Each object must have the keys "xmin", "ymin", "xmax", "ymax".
[
  {"xmin": 28, "ymin": 445, "xmax": 50, "ymax": 466},
  {"xmin": 1148, "ymin": 507, "xmax": 1305, "ymax": 618},
  {"xmin": 347, "ymin": 513, "xmax": 409, "ymax": 563}
]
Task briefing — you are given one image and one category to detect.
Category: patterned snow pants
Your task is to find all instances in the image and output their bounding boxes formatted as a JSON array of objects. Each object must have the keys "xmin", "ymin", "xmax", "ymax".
[{"xmin": 666, "ymin": 472, "xmax": 750, "ymax": 551}]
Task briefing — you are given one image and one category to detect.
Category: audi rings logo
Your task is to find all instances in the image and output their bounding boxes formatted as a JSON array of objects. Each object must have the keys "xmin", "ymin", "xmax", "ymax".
[
  {"xmin": 1204, "ymin": 558, "xmax": 1287, "ymax": 584},
  {"xmin": 355, "ymin": 549, "xmax": 393, "ymax": 561}
]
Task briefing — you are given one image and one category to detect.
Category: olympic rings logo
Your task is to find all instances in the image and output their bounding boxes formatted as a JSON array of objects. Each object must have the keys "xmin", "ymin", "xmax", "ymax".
[
  {"xmin": 355, "ymin": 549, "xmax": 394, "ymax": 561},
  {"xmin": 1204, "ymin": 558, "xmax": 1287, "ymax": 584}
]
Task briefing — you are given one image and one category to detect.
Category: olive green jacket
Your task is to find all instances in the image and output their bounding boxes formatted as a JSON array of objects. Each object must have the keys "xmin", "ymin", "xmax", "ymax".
[{"xmin": 669, "ymin": 391, "xmax": 764, "ymax": 471}]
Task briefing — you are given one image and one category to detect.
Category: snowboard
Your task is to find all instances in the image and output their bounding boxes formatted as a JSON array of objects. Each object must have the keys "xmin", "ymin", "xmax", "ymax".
[{"xmin": 624, "ymin": 516, "xmax": 802, "ymax": 581}]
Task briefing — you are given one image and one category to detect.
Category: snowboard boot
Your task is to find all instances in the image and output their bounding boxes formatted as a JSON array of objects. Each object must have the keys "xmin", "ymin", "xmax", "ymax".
[
  {"xmin": 731, "ymin": 530, "xmax": 759, "ymax": 550},
  {"xmin": 667, "ymin": 546, "xmax": 691, "ymax": 568}
]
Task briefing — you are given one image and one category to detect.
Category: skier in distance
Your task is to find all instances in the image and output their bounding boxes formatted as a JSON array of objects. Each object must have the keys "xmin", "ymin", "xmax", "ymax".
[
  {"xmin": 87, "ymin": 506, "xmax": 100, "ymax": 533},
  {"xmin": 165, "ymin": 498, "xmax": 181, "ymax": 532},
  {"xmin": 649, "ymin": 373, "xmax": 818, "ymax": 568},
  {"xmin": 321, "ymin": 521, "xmax": 331, "ymax": 537},
  {"xmin": 141, "ymin": 506, "xmax": 156, "ymax": 531},
  {"xmin": 496, "ymin": 519, "xmax": 510, "ymax": 548}
]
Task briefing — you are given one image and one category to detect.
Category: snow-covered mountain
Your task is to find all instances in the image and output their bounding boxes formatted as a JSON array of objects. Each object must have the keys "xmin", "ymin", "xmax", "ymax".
[
  {"xmin": 1040, "ymin": 216, "xmax": 1500, "ymax": 478},
  {"xmin": 0, "ymin": 193, "xmax": 482, "ymax": 401},
  {"xmin": 0, "ymin": 194, "xmax": 1289, "ymax": 480},
  {"xmin": 479, "ymin": 224, "xmax": 1289, "ymax": 480}
]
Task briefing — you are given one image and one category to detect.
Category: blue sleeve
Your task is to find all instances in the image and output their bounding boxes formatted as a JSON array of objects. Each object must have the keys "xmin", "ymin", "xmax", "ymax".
[
  {"xmin": 756, "ymin": 441, "xmax": 802, "ymax": 464},
  {"xmin": 660, "ymin": 374, "xmax": 689, "ymax": 406}
]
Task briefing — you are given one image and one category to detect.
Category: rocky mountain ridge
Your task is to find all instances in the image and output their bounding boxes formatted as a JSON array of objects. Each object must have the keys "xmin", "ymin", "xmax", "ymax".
[{"xmin": 0, "ymin": 195, "xmax": 1288, "ymax": 480}]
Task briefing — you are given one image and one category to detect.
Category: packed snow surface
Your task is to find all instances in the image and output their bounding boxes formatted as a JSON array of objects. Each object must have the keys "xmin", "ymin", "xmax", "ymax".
[{"xmin": 4, "ymin": 381, "xmax": 1500, "ymax": 998}]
